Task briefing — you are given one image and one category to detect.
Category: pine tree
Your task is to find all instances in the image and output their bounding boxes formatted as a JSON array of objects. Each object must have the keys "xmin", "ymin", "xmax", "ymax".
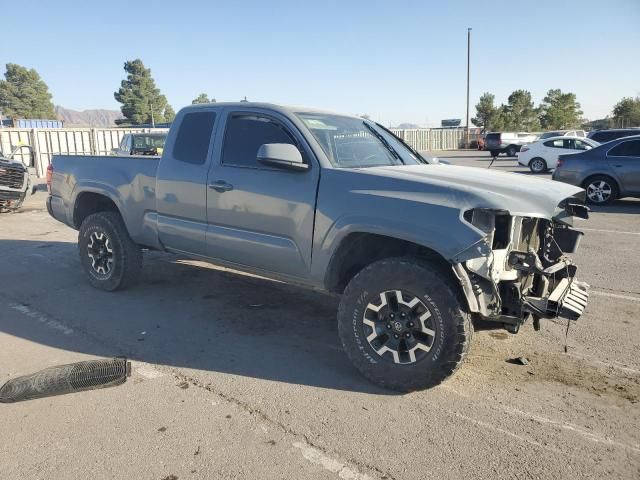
[
  {"xmin": 0, "ymin": 63, "xmax": 56, "ymax": 119},
  {"xmin": 114, "ymin": 59, "xmax": 174, "ymax": 125}
]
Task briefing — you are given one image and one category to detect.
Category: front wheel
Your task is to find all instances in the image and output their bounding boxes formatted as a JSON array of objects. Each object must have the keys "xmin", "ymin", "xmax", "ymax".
[
  {"xmin": 337, "ymin": 258, "xmax": 472, "ymax": 391},
  {"xmin": 78, "ymin": 211, "xmax": 142, "ymax": 291},
  {"xmin": 506, "ymin": 145, "xmax": 517, "ymax": 157},
  {"xmin": 529, "ymin": 157, "xmax": 547, "ymax": 173}
]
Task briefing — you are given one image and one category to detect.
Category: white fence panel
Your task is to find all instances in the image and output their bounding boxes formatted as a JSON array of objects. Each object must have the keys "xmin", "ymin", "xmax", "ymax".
[
  {"xmin": 1, "ymin": 126, "xmax": 476, "ymax": 176},
  {"xmin": 0, "ymin": 127, "xmax": 168, "ymax": 176},
  {"xmin": 390, "ymin": 127, "xmax": 474, "ymax": 151}
]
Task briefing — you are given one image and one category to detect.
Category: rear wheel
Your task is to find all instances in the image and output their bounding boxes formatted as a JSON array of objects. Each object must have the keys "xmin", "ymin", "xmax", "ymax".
[
  {"xmin": 78, "ymin": 211, "xmax": 142, "ymax": 291},
  {"xmin": 584, "ymin": 175, "xmax": 618, "ymax": 205},
  {"xmin": 506, "ymin": 145, "xmax": 517, "ymax": 157},
  {"xmin": 529, "ymin": 157, "xmax": 547, "ymax": 173},
  {"xmin": 337, "ymin": 258, "xmax": 472, "ymax": 392}
]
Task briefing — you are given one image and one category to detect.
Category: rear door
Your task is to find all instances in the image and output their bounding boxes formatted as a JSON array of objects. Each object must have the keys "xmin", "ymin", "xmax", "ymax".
[
  {"xmin": 156, "ymin": 109, "xmax": 219, "ymax": 255},
  {"xmin": 606, "ymin": 139, "xmax": 640, "ymax": 193},
  {"xmin": 204, "ymin": 109, "xmax": 320, "ymax": 279},
  {"xmin": 542, "ymin": 139, "xmax": 570, "ymax": 167}
]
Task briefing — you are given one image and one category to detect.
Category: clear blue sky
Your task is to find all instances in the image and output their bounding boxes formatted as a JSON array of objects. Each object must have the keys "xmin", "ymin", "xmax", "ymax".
[{"xmin": 2, "ymin": 0, "xmax": 638, "ymax": 126}]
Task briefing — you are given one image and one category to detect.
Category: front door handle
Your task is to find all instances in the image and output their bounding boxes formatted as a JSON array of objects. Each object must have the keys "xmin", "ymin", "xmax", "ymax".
[{"xmin": 208, "ymin": 180, "xmax": 234, "ymax": 193}]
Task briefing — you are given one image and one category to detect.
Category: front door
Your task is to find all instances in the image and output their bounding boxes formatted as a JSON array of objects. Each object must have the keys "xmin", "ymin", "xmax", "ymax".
[{"xmin": 205, "ymin": 111, "xmax": 320, "ymax": 279}]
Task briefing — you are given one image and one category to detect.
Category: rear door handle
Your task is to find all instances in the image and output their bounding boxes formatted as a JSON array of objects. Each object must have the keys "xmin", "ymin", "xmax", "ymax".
[{"xmin": 208, "ymin": 180, "xmax": 234, "ymax": 193}]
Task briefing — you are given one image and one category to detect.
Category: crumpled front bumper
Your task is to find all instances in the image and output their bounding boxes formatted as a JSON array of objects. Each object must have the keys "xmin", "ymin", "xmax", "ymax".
[{"xmin": 523, "ymin": 277, "xmax": 590, "ymax": 321}]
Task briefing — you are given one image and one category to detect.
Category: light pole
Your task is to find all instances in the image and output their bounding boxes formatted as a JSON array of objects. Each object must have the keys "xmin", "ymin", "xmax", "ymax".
[{"xmin": 465, "ymin": 27, "xmax": 472, "ymax": 149}]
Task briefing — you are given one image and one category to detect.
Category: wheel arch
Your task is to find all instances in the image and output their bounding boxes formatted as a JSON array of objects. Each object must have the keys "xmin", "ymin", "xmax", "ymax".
[
  {"xmin": 324, "ymin": 232, "xmax": 455, "ymax": 294},
  {"xmin": 73, "ymin": 191, "xmax": 123, "ymax": 229}
]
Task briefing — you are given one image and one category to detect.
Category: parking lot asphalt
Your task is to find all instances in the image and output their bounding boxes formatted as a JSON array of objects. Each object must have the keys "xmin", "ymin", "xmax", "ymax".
[{"xmin": 1, "ymin": 152, "xmax": 639, "ymax": 480}]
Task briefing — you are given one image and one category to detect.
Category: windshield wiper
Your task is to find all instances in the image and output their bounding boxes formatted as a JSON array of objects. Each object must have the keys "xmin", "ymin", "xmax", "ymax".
[
  {"xmin": 375, "ymin": 122, "xmax": 429, "ymax": 164},
  {"xmin": 362, "ymin": 122, "xmax": 405, "ymax": 165}
]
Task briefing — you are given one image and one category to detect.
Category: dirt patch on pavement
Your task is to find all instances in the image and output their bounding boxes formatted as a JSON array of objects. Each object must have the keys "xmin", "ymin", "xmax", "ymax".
[{"xmin": 460, "ymin": 333, "xmax": 640, "ymax": 404}]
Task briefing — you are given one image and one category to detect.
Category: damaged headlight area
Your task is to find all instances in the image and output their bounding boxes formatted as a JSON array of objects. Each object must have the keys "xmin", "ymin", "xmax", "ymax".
[{"xmin": 454, "ymin": 207, "xmax": 589, "ymax": 333}]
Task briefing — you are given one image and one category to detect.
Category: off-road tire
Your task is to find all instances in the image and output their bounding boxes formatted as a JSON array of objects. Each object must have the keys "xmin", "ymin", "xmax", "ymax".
[
  {"xmin": 78, "ymin": 211, "xmax": 142, "ymax": 291},
  {"xmin": 337, "ymin": 257, "xmax": 472, "ymax": 392},
  {"xmin": 529, "ymin": 157, "xmax": 547, "ymax": 173}
]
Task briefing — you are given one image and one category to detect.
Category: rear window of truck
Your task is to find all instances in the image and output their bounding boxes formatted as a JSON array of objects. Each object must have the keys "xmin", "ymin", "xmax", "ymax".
[{"xmin": 173, "ymin": 111, "xmax": 217, "ymax": 164}]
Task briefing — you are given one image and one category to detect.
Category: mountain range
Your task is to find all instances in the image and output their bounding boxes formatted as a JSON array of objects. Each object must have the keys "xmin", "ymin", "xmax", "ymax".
[{"xmin": 55, "ymin": 106, "xmax": 123, "ymax": 127}]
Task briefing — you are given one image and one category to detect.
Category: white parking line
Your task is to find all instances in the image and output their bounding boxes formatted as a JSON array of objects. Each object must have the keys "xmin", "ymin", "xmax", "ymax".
[
  {"xmin": 292, "ymin": 441, "xmax": 375, "ymax": 480},
  {"xmin": 581, "ymin": 227, "xmax": 640, "ymax": 235},
  {"xmin": 9, "ymin": 303, "xmax": 74, "ymax": 335},
  {"xmin": 591, "ymin": 290, "xmax": 640, "ymax": 302},
  {"xmin": 134, "ymin": 363, "xmax": 165, "ymax": 379},
  {"xmin": 451, "ymin": 411, "xmax": 562, "ymax": 454},
  {"xmin": 442, "ymin": 386, "xmax": 640, "ymax": 454}
]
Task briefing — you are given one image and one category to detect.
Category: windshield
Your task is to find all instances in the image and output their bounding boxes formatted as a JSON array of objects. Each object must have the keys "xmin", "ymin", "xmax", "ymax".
[
  {"xmin": 133, "ymin": 135, "xmax": 166, "ymax": 149},
  {"xmin": 296, "ymin": 113, "xmax": 425, "ymax": 168}
]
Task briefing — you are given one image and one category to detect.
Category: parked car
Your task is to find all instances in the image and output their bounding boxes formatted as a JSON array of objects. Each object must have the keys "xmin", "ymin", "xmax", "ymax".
[
  {"xmin": 537, "ymin": 130, "xmax": 586, "ymax": 140},
  {"xmin": 112, "ymin": 132, "xmax": 168, "ymax": 156},
  {"xmin": 484, "ymin": 132, "xmax": 538, "ymax": 157},
  {"xmin": 518, "ymin": 136, "xmax": 599, "ymax": 173},
  {"xmin": 0, "ymin": 145, "xmax": 33, "ymax": 212},
  {"xmin": 553, "ymin": 135, "xmax": 640, "ymax": 205},
  {"xmin": 587, "ymin": 128, "xmax": 640, "ymax": 143},
  {"xmin": 47, "ymin": 102, "xmax": 590, "ymax": 391}
]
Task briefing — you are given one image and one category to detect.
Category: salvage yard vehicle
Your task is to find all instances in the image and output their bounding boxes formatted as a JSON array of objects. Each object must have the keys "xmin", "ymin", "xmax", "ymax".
[
  {"xmin": 484, "ymin": 132, "xmax": 537, "ymax": 157},
  {"xmin": 517, "ymin": 136, "xmax": 599, "ymax": 173},
  {"xmin": 47, "ymin": 103, "xmax": 590, "ymax": 391},
  {"xmin": 587, "ymin": 128, "xmax": 640, "ymax": 143},
  {"xmin": 0, "ymin": 145, "xmax": 33, "ymax": 212},
  {"xmin": 537, "ymin": 130, "xmax": 586, "ymax": 140},
  {"xmin": 553, "ymin": 135, "xmax": 640, "ymax": 205},
  {"xmin": 111, "ymin": 132, "xmax": 167, "ymax": 156}
]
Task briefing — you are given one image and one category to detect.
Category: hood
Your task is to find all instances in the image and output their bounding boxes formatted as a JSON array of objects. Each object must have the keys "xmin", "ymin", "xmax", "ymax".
[
  {"xmin": 0, "ymin": 155, "xmax": 27, "ymax": 170},
  {"xmin": 361, "ymin": 164, "xmax": 585, "ymax": 221}
]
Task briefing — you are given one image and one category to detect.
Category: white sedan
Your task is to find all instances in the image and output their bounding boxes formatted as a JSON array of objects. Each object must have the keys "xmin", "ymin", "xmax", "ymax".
[{"xmin": 517, "ymin": 136, "xmax": 599, "ymax": 173}]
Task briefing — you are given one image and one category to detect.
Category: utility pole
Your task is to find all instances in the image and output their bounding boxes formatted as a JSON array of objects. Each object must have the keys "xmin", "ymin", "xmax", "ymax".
[
  {"xmin": 150, "ymin": 102, "xmax": 155, "ymax": 128},
  {"xmin": 466, "ymin": 27, "xmax": 472, "ymax": 149}
]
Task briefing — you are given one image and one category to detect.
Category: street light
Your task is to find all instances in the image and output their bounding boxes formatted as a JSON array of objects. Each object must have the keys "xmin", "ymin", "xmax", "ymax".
[{"xmin": 466, "ymin": 27, "xmax": 472, "ymax": 149}]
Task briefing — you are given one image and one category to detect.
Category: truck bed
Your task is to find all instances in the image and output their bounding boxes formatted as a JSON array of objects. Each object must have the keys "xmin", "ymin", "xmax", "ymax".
[{"xmin": 49, "ymin": 154, "xmax": 160, "ymax": 245}]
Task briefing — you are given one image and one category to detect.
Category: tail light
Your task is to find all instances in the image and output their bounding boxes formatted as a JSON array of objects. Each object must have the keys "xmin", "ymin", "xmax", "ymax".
[
  {"xmin": 557, "ymin": 158, "xmax": 564, "ymax": 168},
  {"xmin": 520, "ymin": 146, "xmax": 529, "ymax": 153},
  {"xmin": 46, "ymin": 164, "xmax": 53, "ymax": 193}
]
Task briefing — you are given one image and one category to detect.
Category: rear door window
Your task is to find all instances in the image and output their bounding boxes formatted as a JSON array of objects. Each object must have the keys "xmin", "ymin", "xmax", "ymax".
[
  {"xmin": 221, "ymin": 114, "xmax": 298, "ymax": 168},
  {"xmin": 544, "ymin": 139, "xmax": 564, "ymax": 148},
  {"xmin": 574, "ymin": 140, "xmax": 592, "ymax": 150},
  {"xmin": 608, "ymin": 140, "xmax": 640, "ymax": 157},
  {"xmin": 173, "ymin": 111, "xmax": 217, "ymax": 164}
]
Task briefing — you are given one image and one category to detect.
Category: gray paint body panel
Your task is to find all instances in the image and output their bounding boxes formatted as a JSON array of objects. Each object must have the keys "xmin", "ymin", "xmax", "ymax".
[{"xmin": 49, "ymin": 102, "xmax": 585, "ymax": 291}]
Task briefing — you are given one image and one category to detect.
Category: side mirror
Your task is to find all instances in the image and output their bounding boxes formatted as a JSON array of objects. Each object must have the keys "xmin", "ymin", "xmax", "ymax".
[{"xmin": 257, "ymin": 143, "xmax": 308, "ymax": 171}]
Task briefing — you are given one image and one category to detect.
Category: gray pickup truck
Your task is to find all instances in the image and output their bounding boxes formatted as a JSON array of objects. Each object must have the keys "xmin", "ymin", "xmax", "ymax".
[{"xmin": 47, "ymin": 102, "xmax": 590, "ymax": 391}]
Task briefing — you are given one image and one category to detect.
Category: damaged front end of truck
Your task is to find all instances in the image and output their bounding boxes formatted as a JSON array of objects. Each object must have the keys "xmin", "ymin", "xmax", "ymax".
[{"xmin": 452, "ymin": 197, "xmax": 590, "ymax": 333}]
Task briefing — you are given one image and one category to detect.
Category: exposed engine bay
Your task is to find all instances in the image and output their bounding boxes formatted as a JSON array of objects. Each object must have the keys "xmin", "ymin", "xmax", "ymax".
[{"xmin": 454, "ymin": 202, "xmax": 590, "ymax": 333}]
